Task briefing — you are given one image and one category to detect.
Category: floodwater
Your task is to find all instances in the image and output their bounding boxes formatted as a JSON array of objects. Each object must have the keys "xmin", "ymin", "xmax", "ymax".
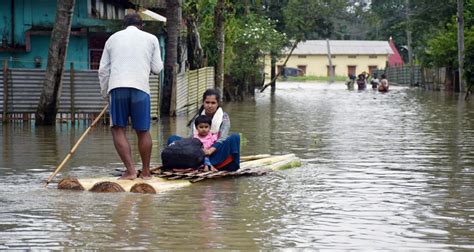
[{"xmin": 1, "ymin": 82, "xmax": 473, "ymax": 250}]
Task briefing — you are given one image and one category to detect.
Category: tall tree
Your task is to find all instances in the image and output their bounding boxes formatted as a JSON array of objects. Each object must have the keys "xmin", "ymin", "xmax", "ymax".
[
  {"xmin": 35, "ymin": 0, "xmax": 75, "ymax": 125},
  {"xmin": 457, "ymin": 0, "xmax": 465, "ymax": 92},
  {"xmin": 214, "ymin": 0, "xmax": 225, "ymax": 98},
  {"xmin": 421, "ymin": 0, "xmax": 474, "ymax": 93},
  {"xmin": 162, "ymin": 0, "xmax": 182, "ymax": 116},
  {"xmin": 284, "ymin": 0, "xmax": 347, "ymax": 40},
  {"xmin": 261, "ymin": 0, "xmax": 289, "ymax": 93},
  {"xmin": 370, "ymin": 0, "xmax": 457, "ymax": 62},
  {"xmin": 184, "ymin": 1, "xmax": 204, "ymax": 70}
]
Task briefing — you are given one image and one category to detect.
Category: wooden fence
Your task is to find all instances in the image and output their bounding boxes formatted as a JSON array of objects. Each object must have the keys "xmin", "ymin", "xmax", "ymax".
[
  {"xmin": 175, "ymin": 67, "xmax": 214, "ymax": 115},
  {"xmin": 378, "ymin": 65, "xmax": 458, "ymax": 91},
  {"xmin": 374, "ymin": 65, "xmax": 422, "ymax": 86},
  {"xmin": 0, "ymin": 62, "xmax": 159, "ymax": 122},
  {"xmin": 419, "ymin": 67, "xmax": 461, "ymax": 91}
]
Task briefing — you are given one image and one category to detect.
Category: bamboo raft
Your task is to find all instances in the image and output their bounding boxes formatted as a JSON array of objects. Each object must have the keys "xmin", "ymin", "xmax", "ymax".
[{"xmin": 57, "ymin": 154, "xmax": 301, "ymax": 194}]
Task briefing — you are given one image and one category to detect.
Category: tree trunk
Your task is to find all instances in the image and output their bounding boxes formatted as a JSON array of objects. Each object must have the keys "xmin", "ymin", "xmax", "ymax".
[
  {"xmin": 270, "ymin": 53, "xmax": 276, "ymax": 93},
  {"xmin": 260, "ymin": 39, "xmax": 300, "ymax": 92},
  {"xmin": 186, "ymin": 15, "xmax": 204, "ymax": 70},
  {"xmin": 243, "ymin": 0, "xmax": 250, "ymax": 15},
  {"xmin": 162, "ymin": 0, "xmax": 181, "ymax": 116},
  {"xmin": 214, "ymin": 0, "xmax": 225, "ymax": 99},
  {"xmin": 35, "ymin": 0, "xmax": 75, "ymax": 125},
  {"xmin": 457, "ymin": 0, "xmax": 465, "ymax": 93}
]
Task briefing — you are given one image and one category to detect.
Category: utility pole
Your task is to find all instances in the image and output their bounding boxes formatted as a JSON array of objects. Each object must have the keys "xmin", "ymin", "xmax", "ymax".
[
  {"xmin": 406, "ymin": 0, "xmax": 414, "ymax": 86},
  {"xmin": 457, "ymin": 0, "xmax": 465, "ymax": 92},
  {"xmin": 326, "ymin": 39, "xmax": 334, "ymax": 83}
]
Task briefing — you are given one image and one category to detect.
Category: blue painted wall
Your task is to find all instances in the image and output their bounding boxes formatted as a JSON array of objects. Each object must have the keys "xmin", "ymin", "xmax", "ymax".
[
  {"xmin": 0, "ymin": 0, "xmax": 144, "ymax": 69},
  {"xmin": 1, "ymin": 0, "xmax": 165, "ymax": 70},
  {"xmin": 0, "ymin": 0, "xmax": 95, "ymax": 69}
]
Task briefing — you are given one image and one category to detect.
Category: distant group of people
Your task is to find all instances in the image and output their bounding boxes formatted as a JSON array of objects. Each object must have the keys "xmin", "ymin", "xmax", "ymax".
[
  {"xmin": 347, "ymin": 72, "xmax": 389, "ymax": 92},
  {"xmin": 98, "ymin": 13, "xmax": 240, "ymax": 180}
]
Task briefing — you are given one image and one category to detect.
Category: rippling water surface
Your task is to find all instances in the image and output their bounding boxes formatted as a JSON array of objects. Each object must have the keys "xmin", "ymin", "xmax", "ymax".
[{"xmin": 1, "ymin": 82, "xmax": 473, "ymax": 250}]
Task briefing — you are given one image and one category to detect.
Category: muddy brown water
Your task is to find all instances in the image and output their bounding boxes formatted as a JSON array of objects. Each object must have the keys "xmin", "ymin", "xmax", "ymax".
[{"xmin": 0, "ymin": 82, "xmax": 473, "ymax": 249}]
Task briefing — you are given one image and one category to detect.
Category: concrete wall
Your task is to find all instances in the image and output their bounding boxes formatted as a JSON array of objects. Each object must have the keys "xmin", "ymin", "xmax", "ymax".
[{"xmin": 265, "ymin": 54, "xmax": 389, "ymax": 77}]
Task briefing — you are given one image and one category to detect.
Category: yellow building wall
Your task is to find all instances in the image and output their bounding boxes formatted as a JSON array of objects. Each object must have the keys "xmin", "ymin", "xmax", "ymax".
[{"xmin": 264, "ymin": 54, "xmax": 389, "ymax": 77}]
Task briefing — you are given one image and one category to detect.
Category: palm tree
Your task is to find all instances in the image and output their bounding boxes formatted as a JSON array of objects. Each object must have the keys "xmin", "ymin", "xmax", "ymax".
[
  {"xmin": 36, "ymin": 0, "xmax": 75, "ymax": 125},
  {"xmin": 161, "ymin": 0, "xmax": 182, "ymax": 116}
]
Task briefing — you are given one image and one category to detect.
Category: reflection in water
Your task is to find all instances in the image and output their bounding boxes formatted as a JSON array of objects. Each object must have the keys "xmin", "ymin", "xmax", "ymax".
[{"xmin": 1, "ymin": 82, "xmax": 474, "ymax": 249}]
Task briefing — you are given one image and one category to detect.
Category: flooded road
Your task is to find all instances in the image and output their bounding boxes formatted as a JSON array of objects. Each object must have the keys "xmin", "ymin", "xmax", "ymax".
[{"xmin": 1, "ymin": 82, "xmax": 473, "ymax": 250}]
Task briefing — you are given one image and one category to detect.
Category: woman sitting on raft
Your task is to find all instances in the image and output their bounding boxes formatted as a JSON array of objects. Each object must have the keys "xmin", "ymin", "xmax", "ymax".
[{"xmin": 167, "ymin": 89, "xmax": 241, "ymax": 171}]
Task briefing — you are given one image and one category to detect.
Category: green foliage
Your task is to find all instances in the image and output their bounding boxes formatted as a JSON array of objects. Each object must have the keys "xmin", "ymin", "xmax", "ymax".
[
  {"xmin": 370, "ymin": 0, "xmax": 457, "ymax": 62},
  {"xmin": 467, "ymin": 0, "xmax": 474, "ymax": 27},
  {"xmin": 284, "ymin": 0, "xmax": 347, "ymax": 40},
  {"xmin": 464, "ymin": 0, "xmax": 474, "ymax": 88},
  {"xmin": 333, "ymin": 0, "xmax": 377, "ymax": 40},
  {"xmin": 227, "ymin": 15, "xmax": 287, "ymax": 81},
  {"xmin": 192, "ymin": 0, "xmax": 219, "ymax": 66},
  {"xmin": 422, "ymin": 21, "xmax": 458, "ymax": 68},
  {"xmin": 420, "ymin": 0, "xmax": 474, "ymax": 89},
  {"xmin": 463, "ymin": 28, "xmax": 474, "ymax": 88},
  {"xmin": 194, "ymin": 0, "xmax": 287, "ymax": 92},
  {"xmin": 421, "ymin": 0, "xmax": 474, "ymax": 87},
  {"xmin": 260, "ymin": 0, "xmax": 288, "ymax": 32}
]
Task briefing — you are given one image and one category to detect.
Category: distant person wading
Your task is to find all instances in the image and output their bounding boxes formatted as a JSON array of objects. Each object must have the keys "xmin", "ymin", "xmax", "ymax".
[{"xmin": 378, "ymin": 74, "xmax": 389, "ymax": 92}]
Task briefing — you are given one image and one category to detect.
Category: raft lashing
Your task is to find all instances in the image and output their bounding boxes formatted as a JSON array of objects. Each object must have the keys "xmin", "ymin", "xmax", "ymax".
[{"xmin": 57, "ymin": 154, "xmax": 301, "ymax": 194}]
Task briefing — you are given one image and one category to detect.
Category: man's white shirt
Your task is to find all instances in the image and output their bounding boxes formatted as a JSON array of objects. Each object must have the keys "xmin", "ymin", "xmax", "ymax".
[{"xmin": 98, "ymin": 26, "xmax": 163, "ymax": 98}]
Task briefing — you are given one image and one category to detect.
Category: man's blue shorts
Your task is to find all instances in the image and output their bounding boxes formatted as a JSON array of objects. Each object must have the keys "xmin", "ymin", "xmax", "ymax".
[{"xmin": 109, "ymin": 87, "xmax": 150, "ymax": 131}]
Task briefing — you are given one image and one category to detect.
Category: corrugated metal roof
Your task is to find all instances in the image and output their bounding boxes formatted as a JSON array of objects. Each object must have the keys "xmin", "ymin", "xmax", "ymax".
[{"xmin": 289, "ymin": 40, "xmax": 394, "ymax": 55}]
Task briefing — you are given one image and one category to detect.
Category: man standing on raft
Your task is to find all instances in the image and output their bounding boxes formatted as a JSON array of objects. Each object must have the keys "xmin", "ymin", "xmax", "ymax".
[{"xmin": 98, "ymin": 13, "xmax": 163, "ymax": 180}]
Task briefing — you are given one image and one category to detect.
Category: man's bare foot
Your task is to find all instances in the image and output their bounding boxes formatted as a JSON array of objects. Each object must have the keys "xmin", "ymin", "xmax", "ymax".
[
  {"xmin": 139, "ymin": 170, "xmax": 152, "ymax": 180},
  {"xmin": 118, "ymin": 172, "xmax": 137, "ymax": 180}
]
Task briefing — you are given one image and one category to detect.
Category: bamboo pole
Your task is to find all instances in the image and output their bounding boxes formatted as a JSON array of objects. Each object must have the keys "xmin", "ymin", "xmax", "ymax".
[
  {"xmin": 240, "ymin": 154, "xmax": 271, "ymax": 162},
  {"xmin": 44, "ymin": 104, "xmax": 109, "ymax": 187}
]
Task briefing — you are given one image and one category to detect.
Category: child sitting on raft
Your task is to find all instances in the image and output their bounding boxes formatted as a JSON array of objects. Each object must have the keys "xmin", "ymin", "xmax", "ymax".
[{"xmin": 193, "ymin": 115, "xmax": 218, "ymax": 171}]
